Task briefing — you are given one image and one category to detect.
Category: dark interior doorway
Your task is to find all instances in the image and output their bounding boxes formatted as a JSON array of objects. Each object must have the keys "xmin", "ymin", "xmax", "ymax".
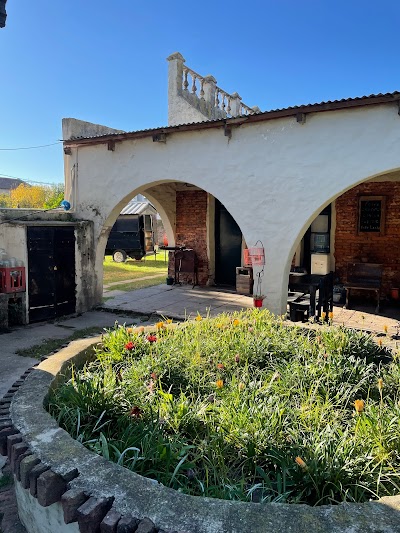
[
  {"xmin": 27, "ymin": 226, "xmax": 76, "ymax": 322},
  {"xmin": 215, "ymin": 200, "xmax": 242, "ymax": 286}
]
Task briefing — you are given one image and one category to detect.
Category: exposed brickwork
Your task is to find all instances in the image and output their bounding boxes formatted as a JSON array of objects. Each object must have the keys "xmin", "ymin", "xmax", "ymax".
[
  {"xmin": 169, "ymin": 190, "xmax": 209, "ymax": 285},
  {"xmin": 335, "ymin": 181, "xmax": 400, "ymax": 296}
]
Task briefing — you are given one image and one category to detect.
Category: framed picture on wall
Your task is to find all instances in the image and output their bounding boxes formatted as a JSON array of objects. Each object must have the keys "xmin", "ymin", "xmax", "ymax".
[{"xmin": 358, "ymin": 196, "xmax": 386, "ymax": 235}]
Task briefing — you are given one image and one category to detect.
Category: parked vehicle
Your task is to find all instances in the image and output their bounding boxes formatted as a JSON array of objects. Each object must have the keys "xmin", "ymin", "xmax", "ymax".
[{"xmin": 105, "ymin": 213, "xmax": 155, "ymax": 262}]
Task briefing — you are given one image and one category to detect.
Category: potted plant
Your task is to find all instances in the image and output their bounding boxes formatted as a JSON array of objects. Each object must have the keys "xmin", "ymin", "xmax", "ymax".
[{"xmin": 253, "ymin": 294, "xmax": 265, "ymax": 308}]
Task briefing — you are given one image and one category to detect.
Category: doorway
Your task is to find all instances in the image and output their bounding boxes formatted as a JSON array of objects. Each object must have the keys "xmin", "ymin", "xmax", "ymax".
[
  {"xmin": 27, "ymin": 226, "xmax": 76, "ymax": 322},
  {"xmin": 215, "ymin": 200, "xmax": 242, "ymax": 286}
]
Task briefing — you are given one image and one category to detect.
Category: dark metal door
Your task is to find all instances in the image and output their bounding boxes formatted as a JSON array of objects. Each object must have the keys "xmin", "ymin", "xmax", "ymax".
[
  {"xmin": 215, "ymin": 200, "xmax": 242, "ymax": 286},
  {"xmin": 27, "ymin": 226, "xmax": 76, "ymax": 322}
]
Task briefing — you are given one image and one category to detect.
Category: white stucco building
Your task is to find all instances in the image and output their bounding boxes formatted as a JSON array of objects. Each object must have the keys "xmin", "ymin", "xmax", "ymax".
[{"xmin": 61, "ymin": 53, "xmax": 400, "ymax": 316}]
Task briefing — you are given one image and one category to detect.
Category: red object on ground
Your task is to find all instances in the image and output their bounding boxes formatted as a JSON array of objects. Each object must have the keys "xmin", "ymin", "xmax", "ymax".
[{"xmin": 0, "ymin": 267, "xmax": 26, "ymax": 294}]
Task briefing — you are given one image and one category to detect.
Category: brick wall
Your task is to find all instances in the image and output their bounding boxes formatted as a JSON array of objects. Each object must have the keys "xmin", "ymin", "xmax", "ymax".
[
  {"xmin": 168, "ymin": 190, "xmax": 209, "ymax": 285},
  {"xmin": 334, "ymin": 181, "xmax": 400, "ymax": 295}
]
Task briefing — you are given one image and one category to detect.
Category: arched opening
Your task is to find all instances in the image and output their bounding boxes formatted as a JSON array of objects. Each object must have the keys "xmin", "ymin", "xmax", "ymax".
[
  {"xmin": 97, "ymin": 179, "xmax": 249, "ymax": 306},
  {"xmin": 287, "ymin": 169, "xmax": 400, "ymax": 321}
]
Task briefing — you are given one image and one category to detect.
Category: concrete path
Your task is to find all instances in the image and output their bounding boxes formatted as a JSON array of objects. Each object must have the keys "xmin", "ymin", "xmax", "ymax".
[
  {"xmin": 102, "ymin": 284, "xmax": 254, "ymax": 319},
  {"xmin": 101, "ymin": 283, "xmax": 400, "ymax": 345},
  {"xmin": 0, "ymin": 310, "xmax": 146, "ymax": 399}
]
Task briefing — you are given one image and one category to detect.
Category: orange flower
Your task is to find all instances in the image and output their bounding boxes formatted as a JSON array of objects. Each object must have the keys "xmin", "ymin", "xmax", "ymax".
[
  {"xmin": 216, "ymin": 379, "xmax": 224, "ymax": 389},
  {"xmin": 378, "ymin": 339, "xmax": 383, "ymax": 347},
  {"xmin": 383, "ymin": 324, "xmax": 388, "ymax": 334},
  {"xmin": 126, "ymin": 327, "xmax": 134, "ymax": 334},
  {"xmin": 166, "ymin": 319, "xmax": 173, "ymax": 324},
  {"xmin": 328, "ymin": 311, "xmax": 334, "ymax": 320},
  {"xmin": 156, "ymin": 321, "xmax": 164, "ymax": 330},
  {"xmin": 195, "ymin": 315, "xmax": 202, "ymax": 321},
  {"xmin": 217, "ymin": 363, "xmax": 225, "ymax": 370},
  {"xmin": 150, "ymin": 372, "xmax": 157, "ymax": 380},
  {"xmin": 295, "ymin": 456, "xmax": 307, "ymax": 470},
  {"xmin": 354, "ymin": 399, "xmax": 365, "ymax": 414},
  {"xmin": 233, "ymin": 319, "xmax": 240, "ymax": 326},
  {"xmin": 137, "ymin": 326, "xmax": 145, "ymax": 333}
]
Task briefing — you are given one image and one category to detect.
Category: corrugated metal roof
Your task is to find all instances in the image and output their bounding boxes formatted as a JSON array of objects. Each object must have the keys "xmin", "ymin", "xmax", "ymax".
[
  {"xmin": 64, "ymin": 91, "xmax": 400, "ymax": 143},
  {"xmin": 120, "ymin": 201, "xmax": 157, "ymax": 216}
]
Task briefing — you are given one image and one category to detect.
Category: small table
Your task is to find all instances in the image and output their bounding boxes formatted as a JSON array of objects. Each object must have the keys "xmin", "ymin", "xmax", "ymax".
[{"xmin": 289, "ymin": 273, "xmax": 333, "ymax": 319}]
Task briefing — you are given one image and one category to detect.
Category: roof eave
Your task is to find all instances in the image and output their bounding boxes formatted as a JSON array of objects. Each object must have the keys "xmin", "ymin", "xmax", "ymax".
[{"xmin": 63, "ymin": 92, "xmax": 400, "ymax": 147}]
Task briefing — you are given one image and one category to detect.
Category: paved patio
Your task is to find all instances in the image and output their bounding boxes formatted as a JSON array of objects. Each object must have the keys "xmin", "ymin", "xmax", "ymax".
[{"xmin": 102, "ymin": 283, "xmax": 400, "ymax": 338}]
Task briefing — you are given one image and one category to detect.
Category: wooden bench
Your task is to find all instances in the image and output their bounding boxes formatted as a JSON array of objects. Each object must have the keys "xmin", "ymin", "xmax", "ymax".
[{"xmin": 344, "ymin": 263, "xmax": 382, "ymax": 313}]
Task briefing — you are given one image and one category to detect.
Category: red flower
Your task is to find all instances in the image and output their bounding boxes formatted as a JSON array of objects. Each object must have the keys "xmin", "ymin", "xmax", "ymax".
[
  {"xmin": 150, "ymin": 372, "xmax": 157, "ymax": 380},
  {"xmin": 146, "ymin": 334, "xmax": 157, "ymax": 343},
  {"xmin": 130, "ymin": 406, "xmax": 142, "ymax": 418},
  {"xmin": 124, "ymin": 341, "xmax": 135, "ymax": 351}
]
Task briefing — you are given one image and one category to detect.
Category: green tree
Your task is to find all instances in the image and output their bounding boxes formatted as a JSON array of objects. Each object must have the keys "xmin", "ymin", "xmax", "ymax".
[{"xmin": 43, "ymin": 184, "xmax": 65, "ymax": 209}]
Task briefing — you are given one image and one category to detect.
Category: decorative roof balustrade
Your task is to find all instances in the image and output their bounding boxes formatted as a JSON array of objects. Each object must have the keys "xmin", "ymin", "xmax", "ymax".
[
  {"xmin": 167, "ymin": 52, "xmax": 259, "ymax": 124},
  {"xmin": 182, "ymin": 64, "xmax": 257, "ymax": 118}
]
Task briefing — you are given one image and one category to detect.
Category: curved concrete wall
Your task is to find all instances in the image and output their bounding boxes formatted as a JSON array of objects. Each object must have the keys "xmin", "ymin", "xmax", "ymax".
[
  {"xmin": 5, "ymin": 338, "xmax": 400, "ymax": 533},
  {"xmin": 65, "ymin": 103, "xmax": 400, "ymax": 313}
]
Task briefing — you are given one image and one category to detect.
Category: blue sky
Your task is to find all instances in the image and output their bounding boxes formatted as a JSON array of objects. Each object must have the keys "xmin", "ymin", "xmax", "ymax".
[{"xmin": 1, "ymin": 0, "xmax": 400, "ymax": 184}]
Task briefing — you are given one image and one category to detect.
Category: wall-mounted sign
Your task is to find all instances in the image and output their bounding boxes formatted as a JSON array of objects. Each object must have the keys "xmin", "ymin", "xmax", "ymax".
[{"xmin": 358, "ymin": 196, "xmax": 386, "ymax": 234}]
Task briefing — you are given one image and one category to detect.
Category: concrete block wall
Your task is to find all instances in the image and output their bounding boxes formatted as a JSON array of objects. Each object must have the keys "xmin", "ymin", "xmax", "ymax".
[{"xmin": 334, "ymin": 180, "xmax": 400, "ymax": 295}]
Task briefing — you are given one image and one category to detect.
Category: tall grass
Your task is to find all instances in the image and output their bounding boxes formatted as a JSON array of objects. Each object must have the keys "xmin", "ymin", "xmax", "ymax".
[{"xmin": 48, "ymin": 310, "xmax": 400, "ymax": 505}]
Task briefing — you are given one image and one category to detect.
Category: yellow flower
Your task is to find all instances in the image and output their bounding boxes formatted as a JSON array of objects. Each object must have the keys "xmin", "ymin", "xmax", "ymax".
[
  {"xmin": 354, "ymin": 399, "xmax": 365, "ymax": 414},
  {"xmin": 126, "ymin": 327, "xmax": 134, "ymax": 334},
  {"xmin": 321, "ymin": 311, "xmax": 326, "ymax": 320},
  {"xmin": 216, "ymin": 379, "xmax": 224, "ymax": 389},
  {"xmin": 156, "ymin": 321, "xmax": 164, "ymax": 330},
  {"xmin": 378, "ymin": 378, "xmax": 384, "ymax": 391},
  {"xmin": 295, "ymin": 456, "xmax": 307, "ymax": 470},
  {"xmin": 195, "ymin": 315, "xmax": 202, "ymax": 321},
  {"xmin": 328, "ymin": 311, "xmax": 334, "ymax": 320},
  {"xmin": 166, "ymin": 319, "xmax": 173, "ymax": 324},
  {"xmin": 383, "ymin": 324, "xmax": 388, "ymax": 334},
  {"xmin": 233, "ymin": 319, "xmax": 240, "ymax": 326},
  {"xmin": 216, "ymin": 323, "xmax": 222, "ymax": 329}
]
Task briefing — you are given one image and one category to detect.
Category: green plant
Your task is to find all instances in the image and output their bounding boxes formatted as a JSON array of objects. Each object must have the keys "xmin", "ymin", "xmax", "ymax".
[{"xmin": 48, "ymin": 310, "xmax": 399, "ymax": 506}]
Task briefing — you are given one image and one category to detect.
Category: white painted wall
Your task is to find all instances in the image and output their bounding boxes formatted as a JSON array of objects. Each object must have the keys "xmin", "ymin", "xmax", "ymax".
[
  {"xmin": 65, "ymin": 103, "xmax": 400, "ymax": 314},
  {"xmin": 16, "ymin": 483, "xmax": 78, "ymax": 533}
]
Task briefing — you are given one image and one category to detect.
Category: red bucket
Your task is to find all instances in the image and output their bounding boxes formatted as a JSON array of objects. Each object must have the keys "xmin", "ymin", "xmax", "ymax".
[{"xmin": 253, "ymin": 298, "xmax": 263, "ymax": 308}]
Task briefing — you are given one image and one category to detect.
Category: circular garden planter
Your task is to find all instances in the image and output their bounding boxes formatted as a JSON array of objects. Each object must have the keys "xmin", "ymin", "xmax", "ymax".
[{"xmin": 2, "ymin": 336, "xmax": 400, "ymax": 533}]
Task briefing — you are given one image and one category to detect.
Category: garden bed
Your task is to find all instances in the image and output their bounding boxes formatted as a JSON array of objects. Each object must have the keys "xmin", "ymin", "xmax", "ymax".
[
  {"xmin": 7, "ymin": 316, "xmax": 400, "ymax": 533},
  {"xmin": 49, "ymin": 309, "xmax": 400, "ymax": 506}
]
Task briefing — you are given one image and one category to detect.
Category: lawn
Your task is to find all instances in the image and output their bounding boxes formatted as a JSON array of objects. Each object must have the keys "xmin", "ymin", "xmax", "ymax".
[
  {"xmin": 49, "ymin": 309, "xmax": 400, "ymax": 506},
  {"xmin": 103, "ymin": 254, "xmax": 168, "ymax": 290}
]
